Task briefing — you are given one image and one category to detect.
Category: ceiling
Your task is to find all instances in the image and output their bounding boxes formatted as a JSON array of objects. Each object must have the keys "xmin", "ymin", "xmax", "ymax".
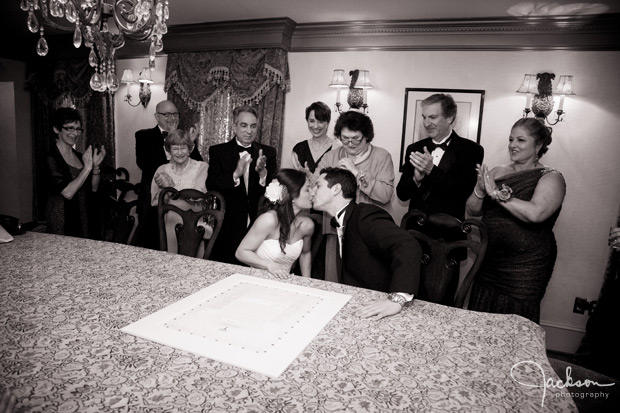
[
  {"xmin": 1, "ymin": 0, "xmax": 618, "ymax": 61},
  {"xmin": 169, "ymin": 0, "xmax": 617, "ymax": 24}
]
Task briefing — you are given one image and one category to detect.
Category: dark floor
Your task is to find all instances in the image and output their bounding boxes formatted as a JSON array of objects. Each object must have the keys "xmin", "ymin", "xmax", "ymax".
[{"xmin": 546, "ymin": 350, "xmax": 620, "ymax": 412}]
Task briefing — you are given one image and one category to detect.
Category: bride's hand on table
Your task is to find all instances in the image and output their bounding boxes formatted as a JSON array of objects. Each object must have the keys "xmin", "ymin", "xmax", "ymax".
[{"xmin": 267, "ymin": 264, "xmax": 290, "ymax": 279}]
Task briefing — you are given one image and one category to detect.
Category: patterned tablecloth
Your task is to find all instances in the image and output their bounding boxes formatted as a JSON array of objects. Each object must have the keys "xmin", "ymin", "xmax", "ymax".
[{"xmin": 0, "ymin": 232, "xmax": 577, "ymax": 412}]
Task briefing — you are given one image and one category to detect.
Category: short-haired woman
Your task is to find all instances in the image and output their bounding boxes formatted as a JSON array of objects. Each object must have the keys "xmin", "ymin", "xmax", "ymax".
[
  {"xmin": 45, "ymin": 107, "xmax": 106, "ymax": 237},
  {"xmin": 291, "ymin": 101, "xmax": 339, "ymax": 176},
  {"xmin": 151, "ymin": 129, "xmax": 210, "ymax": 255}
]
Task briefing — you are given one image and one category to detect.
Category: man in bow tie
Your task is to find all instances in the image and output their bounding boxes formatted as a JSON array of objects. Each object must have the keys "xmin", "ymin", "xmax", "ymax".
[
  {"xmin": 134, "ymin": 99, "xmax": 203, "ymax": 249},
  {"xmin": 312, "ymin": 167, "xmax": 422, "ymax": 320},
  {"xmin": 207, "ymin": 105, "xmax": 277, "ymax": 264},
  {"xmin": 396, "ymin": 93, "xmax": 483, "ymax": 304},
  {"xmin": 397, "ymin": 93, "xmax": 483, "ymax": 220}
]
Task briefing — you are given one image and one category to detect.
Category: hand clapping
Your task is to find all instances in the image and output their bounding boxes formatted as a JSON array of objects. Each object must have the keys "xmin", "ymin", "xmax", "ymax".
[{"xmin": 409, "ymin": 147, "xmax": 433, "ymax": 176}]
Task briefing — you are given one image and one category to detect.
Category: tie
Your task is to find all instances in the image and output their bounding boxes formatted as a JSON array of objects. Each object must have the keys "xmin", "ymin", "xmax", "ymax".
[
  {"xmin": 426, "ymin": 138, "xmax": 451, "ymax": 152},
  {"xmin": 330, "ymin": 216, "xmax": 339, "ymax": 229},
  {"xmin": 237, "ymin": 144, "xmax": 252, "ymax": 153}
]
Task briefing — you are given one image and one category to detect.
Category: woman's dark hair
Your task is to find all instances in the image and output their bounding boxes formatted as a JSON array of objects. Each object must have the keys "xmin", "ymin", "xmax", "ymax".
[
  {"xmin": 164, "ymin": 129, "xmax": 194, "ymax": 153},
  {"xmin": 512, "ymin": 117, "xmax": 553, "ymax": 158},
  {"xmin": 305, "ymin": 101, "xmax": 331, "ymax": 123},
  {"xmin": 333, "ymin": 111, "xmax": 375, "ymax": 142},
  {"xmin": 52, "ymin": 107, "xmax": 82, "ymax": 136},
  {"xmin": 259, "ymin": 168, "xmax": 307, "ymax": 253}
]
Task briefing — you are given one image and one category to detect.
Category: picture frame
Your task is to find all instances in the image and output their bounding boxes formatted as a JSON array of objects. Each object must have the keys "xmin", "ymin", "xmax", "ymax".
[{"xmin": 399, "ymin": 88, "xmax": 485, "ymax": 171}]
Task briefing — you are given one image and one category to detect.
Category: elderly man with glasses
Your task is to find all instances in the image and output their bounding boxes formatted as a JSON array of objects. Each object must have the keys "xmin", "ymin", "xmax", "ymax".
[
  {"xmin": 313, "ymin": 110, "xmax": 395, "ymax": 282},
  {"xmin": 134, "ymin": 99, "xmax": 203, "ymax": 249}
]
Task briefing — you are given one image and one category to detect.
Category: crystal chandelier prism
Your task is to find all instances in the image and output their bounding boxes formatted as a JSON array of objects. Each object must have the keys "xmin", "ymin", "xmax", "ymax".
[{"xmin": 21, "ymin": 0, "xmax": 170, "ymax": 93}]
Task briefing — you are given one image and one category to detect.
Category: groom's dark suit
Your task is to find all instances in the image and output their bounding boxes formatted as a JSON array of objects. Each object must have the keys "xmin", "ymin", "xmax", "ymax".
[
  {"xmin": 397, "ymin": 130, "xmax": 483, "ymax": 221},
  {"xmin": 206, "ymin": 138, "xmax": 277, "ymax": 264},
  {"xmin": 336, "ymin": 202, "xmax": 421, "ymax": 295}
]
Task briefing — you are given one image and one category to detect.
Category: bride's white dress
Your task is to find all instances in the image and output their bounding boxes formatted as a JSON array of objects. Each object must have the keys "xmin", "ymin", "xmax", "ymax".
[{"xmin": 255, "ymin": 238, "xmax": 303, "ymax": 273}]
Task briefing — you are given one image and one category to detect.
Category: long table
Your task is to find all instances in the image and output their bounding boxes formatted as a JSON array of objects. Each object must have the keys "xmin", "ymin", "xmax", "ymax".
[{"xmin": 0, "ymin": 232, "xmax": 576, "ymax": 412}]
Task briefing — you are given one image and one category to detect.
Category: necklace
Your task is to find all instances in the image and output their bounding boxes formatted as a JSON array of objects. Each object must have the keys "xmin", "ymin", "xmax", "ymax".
[{"xmin": 311, "ymin": 137, "xmax": 330, "ymax": 152}]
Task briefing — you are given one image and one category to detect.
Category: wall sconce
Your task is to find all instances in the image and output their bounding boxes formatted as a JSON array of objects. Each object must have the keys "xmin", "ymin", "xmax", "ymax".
[
  {"xmin": 516, "ymin": 72, "xmax": 575, "ymax": 125},
  {"xmin": 121, "ymin": 67, "xmax": 153, "ymax": 108},
  {"xmin": 329, "ymin": 69, "xmax": 373, "ymax": 113}
]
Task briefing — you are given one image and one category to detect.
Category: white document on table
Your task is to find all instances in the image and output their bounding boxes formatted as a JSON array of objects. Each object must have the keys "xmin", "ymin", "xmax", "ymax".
[{"xmin": 121, "ymin": 273, "xmax": 351, "ymax": 378}]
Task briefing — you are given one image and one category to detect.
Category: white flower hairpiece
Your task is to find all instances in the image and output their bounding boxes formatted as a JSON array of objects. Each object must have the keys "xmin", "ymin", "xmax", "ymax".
[{"xmin": 265, "ymin": 180, "xmax": 288, "ymax": 204}]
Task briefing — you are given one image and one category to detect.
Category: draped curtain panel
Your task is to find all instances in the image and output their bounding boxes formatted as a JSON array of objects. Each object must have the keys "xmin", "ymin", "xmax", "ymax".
[
  {"xmin": 27, "ymin": 59, "xmax": 115, "ymax": 221},
  {"xmin": 165, "ymin": 48, "xmax": 290, "ymax": 165}
]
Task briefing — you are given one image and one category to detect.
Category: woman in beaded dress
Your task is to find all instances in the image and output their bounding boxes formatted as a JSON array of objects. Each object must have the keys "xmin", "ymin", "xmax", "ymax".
[
  {"xmin": 151, "ymin": 129, "xmax": 210, "ymax": 255},
  {"xmin": 465, "ymin": 118, "xmax": 566, "ymax": 323}
]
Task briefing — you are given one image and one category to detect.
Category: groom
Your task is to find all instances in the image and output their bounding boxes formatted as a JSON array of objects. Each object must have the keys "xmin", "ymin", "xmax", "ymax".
[{"xmin": 311, "ymin": 167, "xmax": 422, "ymax": 319}]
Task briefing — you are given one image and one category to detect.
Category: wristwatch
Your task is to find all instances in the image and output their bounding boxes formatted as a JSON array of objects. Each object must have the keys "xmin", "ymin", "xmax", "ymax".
[{"xmin": 387, "ymin": 293, "xmax": 410, "ymax": 307}]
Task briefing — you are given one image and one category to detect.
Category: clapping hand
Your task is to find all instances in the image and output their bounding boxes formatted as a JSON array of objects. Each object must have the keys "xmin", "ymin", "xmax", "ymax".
[
  {"xmin": 93, "ymin": 145, "xmax": 106, "ymax": 167},
  {"xmin": 474, "ymin": 163, "xmax": 487, "ymax": 197},
  {"xmin": 409, "ymin": 147, "xmax": 433, "ymax": 176},
  {"xmin": 255, "ymin": 149, "xmax": 267, "ymax": 178},
  {"xmin": 234, "ymin": 152, "xmax": 251, "ymax": 181},
  {"xmin": 82, "ymin": 145, "xmax": 94, "ymax": 170},
  {"xmin": 188, "ymin": 123, "xmax": 199, "ymax": 143},
  {"xmin": 300, "ymin": 161, "xmax": 313, "ymax": 178},
  {"xmin": 480, "ymin": 164, "xmax": 498, "ymax": 195},
  {"xmin": 338, "ymin": 158, "xmax": 358, "ymax": 176},
  {"xmin": 154, "ymin": 171, "xmax": 174, "ymax": 188}
]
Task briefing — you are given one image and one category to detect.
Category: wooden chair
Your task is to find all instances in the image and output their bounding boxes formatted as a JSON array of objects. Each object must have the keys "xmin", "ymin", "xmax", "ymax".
[
  {"xmin": 157, "ymin": 187, "xmax": 225, "ymax": 259},
  {"xmin": 101, "ymin": 168, "xmax": 146, "ymax": 245},
  {"xmin": 402, "ymin": 209, "xmax": 488, "ymax": 308}
]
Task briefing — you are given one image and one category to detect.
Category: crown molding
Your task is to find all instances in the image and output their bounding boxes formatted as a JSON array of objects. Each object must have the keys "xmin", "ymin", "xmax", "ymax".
[
  {"xmin": 10, "ymin": 13, "xmax": 620, "ymax": 62},
  {"xmin": 291, "ymin": 14, "xmax": 620, "ymax": 51}
]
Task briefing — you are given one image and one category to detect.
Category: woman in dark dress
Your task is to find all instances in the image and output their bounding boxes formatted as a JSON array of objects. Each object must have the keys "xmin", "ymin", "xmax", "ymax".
[
  {"xmin": 45, "ymin": 107, "xmax": 106, "ymax": 237},
  {"xmin": 465, "ymin": 117, "xmax": 566, "ymax": 323},
  {"xmin": 291, "ymin": 101, "xmax": 338, "ymax": 176}
]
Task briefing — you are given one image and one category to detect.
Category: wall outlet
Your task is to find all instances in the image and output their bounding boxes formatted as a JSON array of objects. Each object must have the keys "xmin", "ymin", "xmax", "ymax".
[{"xmin": 573, "ymin": 297, "xmax": 597, "ymax": 315}]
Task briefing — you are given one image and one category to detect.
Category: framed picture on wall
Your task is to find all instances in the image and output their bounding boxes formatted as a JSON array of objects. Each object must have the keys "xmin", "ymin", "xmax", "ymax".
[{"xmin": 399, "ymin": 88, "xmax": 485, "ymax": 171}]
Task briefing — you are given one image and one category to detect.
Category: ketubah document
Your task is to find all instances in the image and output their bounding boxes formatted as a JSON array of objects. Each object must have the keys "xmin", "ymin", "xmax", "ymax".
[{"xmin": 121, "ymin": 273, "xmax": 351, "ymax": 377}]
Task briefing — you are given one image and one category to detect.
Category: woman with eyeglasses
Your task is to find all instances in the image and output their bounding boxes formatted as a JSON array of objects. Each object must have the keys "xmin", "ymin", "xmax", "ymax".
[
  {"xmin": 313, "ymin": 110, "xmax": 395, "ymax": 281},
  {"xmin": 150, "ymin": 129, "xmax": 211, "ymax": 256},
  {"xmin": 45, "ymin": 107, "xmax": 106, "ymax": 238}
]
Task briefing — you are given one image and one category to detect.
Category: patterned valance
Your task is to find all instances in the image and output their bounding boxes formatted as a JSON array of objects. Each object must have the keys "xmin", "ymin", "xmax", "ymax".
[{"xmin": 164, "ymin": 48, "xmax": 290, "ymax": 109}]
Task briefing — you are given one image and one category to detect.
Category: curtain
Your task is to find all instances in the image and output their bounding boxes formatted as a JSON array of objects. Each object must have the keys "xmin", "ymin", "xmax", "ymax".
[
  {"xmin": 27, "ymin": 58, "xmax": 116, "ymax": 222},
  {"xmin": 164, "ymin": 48, "xmax": 290, "ymax": 165}
]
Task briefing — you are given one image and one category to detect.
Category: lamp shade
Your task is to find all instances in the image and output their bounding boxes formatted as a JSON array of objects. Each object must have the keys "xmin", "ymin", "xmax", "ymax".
[
  {"xmin": 138, "ymin": 67, "xmax": 154, "ymax": 84},
  {"xmin": 554, "ymin": 75, "xmax": 576, "ymax": 95},
  {"xmin": 329, "ymin": 69, "xmax": 347, "ymax": 88},
  {"xmin": 121, "ymin": 69, "xmax": 134, "ymax": 83},
  {"xmin": 516, "ymin": 74, "xmax": 538, "ymax": 94},
  {"xmin": 355, "ymin": 70, "xmax": 373, "ymax": 89}
]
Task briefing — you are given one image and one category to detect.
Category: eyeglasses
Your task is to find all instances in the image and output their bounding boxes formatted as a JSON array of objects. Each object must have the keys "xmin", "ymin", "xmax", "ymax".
[
  {"xmin": 62, "ymin": 126, "xmax": 84, "ymax": 133},
  {"xmin": 157, "ymin": 112, "xmax": 180, "ymax": 119},
  {"xmin": 338, "ymin": 135, "xmax": 364, "ymax": 144}
]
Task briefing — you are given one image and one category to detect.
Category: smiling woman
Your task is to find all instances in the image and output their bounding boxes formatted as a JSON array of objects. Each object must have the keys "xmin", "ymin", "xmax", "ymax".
[{"xmin": 45, "ymin": 107, "xmax": 106, "ymax": 238}]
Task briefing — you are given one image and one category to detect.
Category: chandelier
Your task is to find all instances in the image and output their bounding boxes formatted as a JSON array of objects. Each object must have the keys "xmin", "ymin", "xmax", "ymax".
[{"xmin": 21, "ymin": 0, "xmax": 170, "ymax": 93}]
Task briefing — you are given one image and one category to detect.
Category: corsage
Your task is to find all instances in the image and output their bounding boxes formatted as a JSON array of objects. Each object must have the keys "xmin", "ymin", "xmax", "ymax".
[
  {"xmin": 265, "ymin": 180, "xmax": 288, "ymax": 204},
  {"xmin": 491, "ymin": 184, "xmax": 513, "ymax": 202}
]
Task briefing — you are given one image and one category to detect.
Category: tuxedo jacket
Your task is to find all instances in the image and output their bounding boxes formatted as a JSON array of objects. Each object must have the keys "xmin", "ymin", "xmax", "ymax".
[
  {"xmin": 338, "ymin": 202, "xmax": 421, "ymax": 294},
  {"xmin": 135, "ymin": 125, "xmax": 203, "ymax": 190},
  {"xmin": 396, "ymin": 130, "xmax": 483, "ymax": 221},
  {"xmin": 206, "ymin": 138, "xmax": 277, "ymax": 263}
]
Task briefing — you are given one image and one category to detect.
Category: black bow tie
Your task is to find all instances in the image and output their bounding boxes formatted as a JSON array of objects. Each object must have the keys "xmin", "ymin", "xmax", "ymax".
[
  {"xmin": 237, "ymin": 144, "xmax": 252, "ymax": 153},
  {"xmin": 330, "ymin": 217, "xmax": 340, "ymax": 229},
  {"xmin": 426, "ymin": 138, "xmax": 451, "ymax": 152},
  {"xmin": 162, "ymin": 130, "xmax": 168, "ymax": 138},
  {"xmin": 330, "ymin": 209, "xmax": 347, "ymax": 229}
]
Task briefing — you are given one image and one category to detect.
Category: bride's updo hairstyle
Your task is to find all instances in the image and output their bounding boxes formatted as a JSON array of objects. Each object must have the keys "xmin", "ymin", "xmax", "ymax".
[
  {"xmin": 512, "ymin": 117, "xmax": 553, "ymax": 159},
  {"xmin": 259, "ymin": 168, "xmax": 307, "ymax": 253}
]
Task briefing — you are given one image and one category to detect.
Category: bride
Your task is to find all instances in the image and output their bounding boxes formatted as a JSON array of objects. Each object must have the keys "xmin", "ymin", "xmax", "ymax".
[{"xmin": 235, "ymin": 169, "xmax": 314, "ymax": 278}]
